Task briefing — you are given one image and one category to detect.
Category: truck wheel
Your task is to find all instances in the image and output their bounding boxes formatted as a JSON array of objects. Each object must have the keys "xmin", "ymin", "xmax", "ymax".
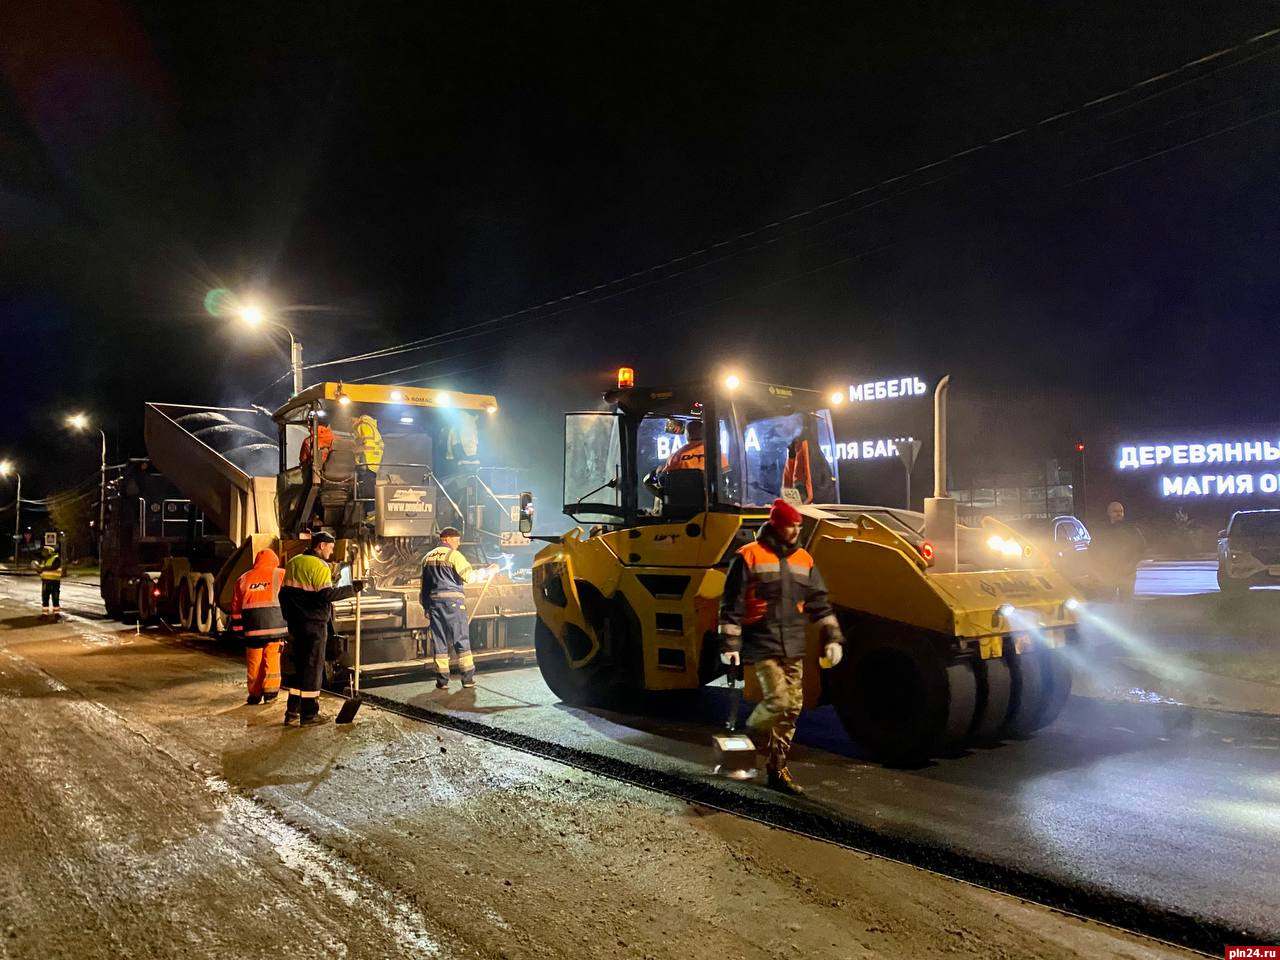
[
  {"xmin": 534, "ymin": 619, "xmax": 631, "ymax": 710},
  {"xmin": 1000, "ymin": 648, "xmax": 1045, "ymax": 739},
  {"xmin": 193, "ymin": 576, "xmax": 215, "ymax": 635},
  {"xmin": 177, "ymin": 579, "xmax": 196, "ymax": 631},
  {"xmin": 829, "ymin": 625, "xmax": 977, "ymax": 766},
  {"xmin": 970, "ymin": 656, "xmax": 1013, "ymax": 741},
  {"xmin": 135, "ymin": 580, "xmax": 155, "ymax": 624},
  {"xmin": 1030, "ymin": 647, "xmax": 1072, "ymax": 731}
]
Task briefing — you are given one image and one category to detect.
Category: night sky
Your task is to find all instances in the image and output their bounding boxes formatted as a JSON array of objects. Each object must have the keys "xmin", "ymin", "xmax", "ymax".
[{"xmin": 3, "ymin": 2, "xmax": 1279, "ymax": 516}]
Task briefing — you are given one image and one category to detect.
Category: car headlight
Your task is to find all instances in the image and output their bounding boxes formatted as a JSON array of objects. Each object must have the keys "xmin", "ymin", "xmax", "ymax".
[{"xmin": 986, "ymin": 534, "xmax": 1028, "ymax": 559}]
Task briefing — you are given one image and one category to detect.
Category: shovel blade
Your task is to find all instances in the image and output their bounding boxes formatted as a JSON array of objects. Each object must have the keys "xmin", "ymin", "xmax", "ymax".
[{"xmin": 335, "ymin": 696, "xmax": 362, "ymax": 725}]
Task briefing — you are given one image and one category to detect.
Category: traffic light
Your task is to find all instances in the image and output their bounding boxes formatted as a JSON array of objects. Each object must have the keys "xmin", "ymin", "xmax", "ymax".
[{"xmin": 1074, "ymin": 441, "xmax": 1085, "ymax": 454}]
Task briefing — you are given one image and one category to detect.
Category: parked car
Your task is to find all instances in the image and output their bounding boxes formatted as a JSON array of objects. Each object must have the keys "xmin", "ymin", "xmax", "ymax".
[
  {"xmin": 1009, "ymin": 515, "xmax": 1100, "ymax": 595},
  {"xmin": 1217, "ymin": 509, "xmax": 1280, "ymax": 594}
]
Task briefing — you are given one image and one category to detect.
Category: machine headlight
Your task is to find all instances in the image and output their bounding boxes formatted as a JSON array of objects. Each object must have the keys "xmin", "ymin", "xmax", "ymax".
[{"xmin": 986, "ymin": 534, "xmax": 1025, "ymax": 558}]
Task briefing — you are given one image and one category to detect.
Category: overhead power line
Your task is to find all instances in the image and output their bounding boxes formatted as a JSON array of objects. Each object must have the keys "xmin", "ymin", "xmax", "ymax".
[{"xmin": 302, "ymin": 25, "xmax": 1280, "ymax": 375}]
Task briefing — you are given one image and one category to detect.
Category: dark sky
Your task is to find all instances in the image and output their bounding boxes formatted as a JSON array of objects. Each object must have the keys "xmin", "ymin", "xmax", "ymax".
[{"xmin": 2, "ymin": 1, "xmax": 1279, "ymax": 507}]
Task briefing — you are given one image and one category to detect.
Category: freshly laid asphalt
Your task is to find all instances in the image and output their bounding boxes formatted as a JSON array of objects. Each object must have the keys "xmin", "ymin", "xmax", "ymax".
[{"xmin": 36, "ymin": 569, "xmax": 1280, "ymax": 952}]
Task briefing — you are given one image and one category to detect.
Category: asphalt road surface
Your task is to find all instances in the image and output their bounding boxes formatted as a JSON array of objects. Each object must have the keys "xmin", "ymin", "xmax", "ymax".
[
  {"xmin": 32, "ymin": 573, "xmax": 1280, "ymax": 949},
  {"xmin": 0, "ymin": 575, "xmax": 1196, "ymax": 960}
]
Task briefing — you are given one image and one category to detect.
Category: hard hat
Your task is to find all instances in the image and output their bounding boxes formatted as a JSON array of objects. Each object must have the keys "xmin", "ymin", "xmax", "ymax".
[
  {"xmin": 439, "ymin": 527, "xmax": 462, "ymax": 539},
  {"xmin": 311, "ymin": 529, "xmax": 337, "ymax": 544}
]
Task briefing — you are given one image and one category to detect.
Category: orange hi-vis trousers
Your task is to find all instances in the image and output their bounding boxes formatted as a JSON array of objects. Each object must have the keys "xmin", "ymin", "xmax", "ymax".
[{"xmin": 245, "ymin": 642, "xmax": 283, "ymax": 697}]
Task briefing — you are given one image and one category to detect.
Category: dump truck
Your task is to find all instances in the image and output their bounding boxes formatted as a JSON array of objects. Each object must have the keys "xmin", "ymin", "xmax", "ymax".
[
  {"xmin": 530, "ymin": 373, "xmax": 1080, "ymax": 765},
  {"xmin": 100, "ymin": 382, "xmax": 537, "ymax": 684}
]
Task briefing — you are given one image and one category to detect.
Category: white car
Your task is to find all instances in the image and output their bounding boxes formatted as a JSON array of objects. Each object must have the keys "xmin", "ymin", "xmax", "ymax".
[{"xmin": 1217, "ymin": 509, "xmax": 1280, "ymax": 594}]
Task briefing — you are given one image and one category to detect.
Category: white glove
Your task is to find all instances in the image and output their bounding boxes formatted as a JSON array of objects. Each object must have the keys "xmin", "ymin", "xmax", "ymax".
[
  {"xmin": 821, "ymin": 643, "xmax": 843, "ymax": 668},
  {"xmin": 720, "ymin": 650, "xmax": 740, "ymax": 666}
]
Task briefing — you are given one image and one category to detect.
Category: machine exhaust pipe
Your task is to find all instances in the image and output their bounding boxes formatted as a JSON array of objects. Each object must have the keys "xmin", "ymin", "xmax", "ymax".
[{"xmin": 924, "ymin": 375, "xmax": 957, "ymax": 572}]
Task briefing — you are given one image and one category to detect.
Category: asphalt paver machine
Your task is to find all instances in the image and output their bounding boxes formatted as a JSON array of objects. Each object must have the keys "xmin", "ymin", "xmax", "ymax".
[
  {"xmin": 113, "ymin": 382, "xmax": 536, "ymax": 687},
  {"xmin": 530, "ymin": 373, "xmax": 1080, "ymax": 765}
]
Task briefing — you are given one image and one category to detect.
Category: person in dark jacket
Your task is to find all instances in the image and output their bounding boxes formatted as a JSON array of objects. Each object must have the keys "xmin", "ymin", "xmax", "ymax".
[
  {"xmin": 1092, "ymin": 501, "xmax": 1147, "ymax": 601},
  {"xmin": 718, "ymin": 498, "xmax": 844, "ymax": 794},
  {"xmin": 279, "ymin": 530, "xmax": 359, "ymax": 725},
  {"xmin": 230, "ymin": 548, "xmax": 288, "ymax": 705},
  {"xmin": 421, "ymin": 527, "xmax": 476, "ymax": 689}
]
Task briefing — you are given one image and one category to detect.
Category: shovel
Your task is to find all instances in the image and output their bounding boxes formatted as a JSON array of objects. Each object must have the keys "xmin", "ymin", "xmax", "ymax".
[
  {"xmin": 711, "ymin": 662, "xmax": 757, "ymax": 779},
  {"xmin": 336, "ymin": 558, "xmax": 365, "ymax": 725}
]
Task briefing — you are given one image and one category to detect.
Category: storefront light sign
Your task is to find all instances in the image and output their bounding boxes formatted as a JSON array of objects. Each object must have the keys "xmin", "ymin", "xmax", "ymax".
[{"xmin": 1117, "ymin": 438, "xmax": 1280, "ymax": 498}]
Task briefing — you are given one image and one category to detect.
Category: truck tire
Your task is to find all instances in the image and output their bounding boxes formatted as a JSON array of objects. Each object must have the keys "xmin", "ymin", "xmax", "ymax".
[
  {"xmin": 193, "ymin": 575, "xmax": 216, "ymax": 635},
  {"xmin": 135, "ymin": 580, "xmax": 155, "ymax": 624},
  {"xmin": 177, "ymin": 578, "xmax": 196, "ymax": 631},
  {"xmin": 828, "ymin": 621, "xmax": 977, "ymax": 766},
  {"xmin": 1000, "ymin": 648, "xmax": 1045, "ymax": 739}
]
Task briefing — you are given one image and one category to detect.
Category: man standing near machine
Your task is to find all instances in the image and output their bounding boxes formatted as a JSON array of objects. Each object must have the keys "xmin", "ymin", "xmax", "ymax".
[
  {"xmin": 718, "ymin": 498, "xmax": 844, "ymax": 795},
  {"xmin": 279, "ymin": 530, "xmax": 359, "ymax": 725},
  {"xmin": 421, "ymin": 526, "xmax": 477, "ymax": 690}
]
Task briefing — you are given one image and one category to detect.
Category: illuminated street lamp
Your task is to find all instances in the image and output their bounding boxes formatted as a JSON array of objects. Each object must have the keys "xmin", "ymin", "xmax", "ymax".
[
  {"xmin": 208, "ymin": 290, "xmax": 304, "ymax": 396},
  {"xmin": 0, "ymin": 460, "xmax": 20, "ymax": 564},
  {"xmin": 66, "ymin": 413, "xmax": 107, "ymax": 555},
  {"xmin": 235, "ymin": 301, "xmax": 303, "ymax": 397}
]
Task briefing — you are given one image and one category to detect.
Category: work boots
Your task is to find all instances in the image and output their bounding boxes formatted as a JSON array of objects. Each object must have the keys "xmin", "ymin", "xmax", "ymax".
[
  {"xmin": 766, "ymin": 766, "xmax": 805, "ymax": 796},
  {"xmin": 284, "ymin": 694, "xmax": 301, "ymax": 725},
  {"xmin": 461, "ymin": 672, "xmax": 476, "ymax": 689},
  {"xmin": 246, "ymin": 694, "xmax": 263, "ymax": 705}
]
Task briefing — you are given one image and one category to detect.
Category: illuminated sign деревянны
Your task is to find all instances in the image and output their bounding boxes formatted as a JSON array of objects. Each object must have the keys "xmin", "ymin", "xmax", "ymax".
[{"xmin": 1117, "ymin": 439, "xmax": 1280, "ymax": 498}]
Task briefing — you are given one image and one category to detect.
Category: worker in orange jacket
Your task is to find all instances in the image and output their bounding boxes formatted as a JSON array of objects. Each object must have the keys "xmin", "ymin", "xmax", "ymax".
[
  {"xmin": 718, "ymin": 498, "xmax": 844, "ymax": 795},
  {"xmin": 230, "ymin": 548, "xmax": 289, "ymax": 705}
]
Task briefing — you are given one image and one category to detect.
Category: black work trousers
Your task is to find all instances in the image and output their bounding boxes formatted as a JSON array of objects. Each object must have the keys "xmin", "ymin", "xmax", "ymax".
[{"xmin": 283, "ymin": 620, "xmax": 328, "ymax": 696}]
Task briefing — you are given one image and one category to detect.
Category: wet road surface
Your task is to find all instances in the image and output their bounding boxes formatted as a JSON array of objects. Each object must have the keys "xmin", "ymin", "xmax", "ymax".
[
  {"xmin": 366, "ymin": 661, "xmax": 1280, "ymax": 948},
  {"xmin": 0, "ymin": 574, "xmax": 1197, "ymax": 960}
]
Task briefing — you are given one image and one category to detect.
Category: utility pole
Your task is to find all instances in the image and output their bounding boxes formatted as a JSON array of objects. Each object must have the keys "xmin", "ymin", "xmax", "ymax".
[{"xmin": 290, "ymin": 335, "xmax": 304, "ymax": 397}]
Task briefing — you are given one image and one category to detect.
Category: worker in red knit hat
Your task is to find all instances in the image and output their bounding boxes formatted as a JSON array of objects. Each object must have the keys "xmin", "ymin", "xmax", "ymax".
[{"xmin": 717, "ymin": 498, "xmax": 844, "ymax": 794}]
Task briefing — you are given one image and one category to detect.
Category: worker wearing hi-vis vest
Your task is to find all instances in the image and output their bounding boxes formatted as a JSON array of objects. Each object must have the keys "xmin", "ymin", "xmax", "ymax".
[
  {"xmin": 279, "ymin": 531, "xmax": 360, "ymax": 725},
  {"xmin": 783, "ymin": 438, "xmax": 813, "ymax": 504},
  {"xmin": 230, "ymin": 548, "xmax": 288, "ymax": 705},
  {"xmin": 420, "ymin": 527, "xmax": 476, "ymax": 689},
  {"xmin": 718, "ymin": 498, "xmax": 844, "ymax": 796},
  {"xmin": 352, "ymin": 414, "xmax": 383, "ymax": 503},
  {"xmin": 35, "ymin": 544, "xmax": 62, "ymax": 619}
]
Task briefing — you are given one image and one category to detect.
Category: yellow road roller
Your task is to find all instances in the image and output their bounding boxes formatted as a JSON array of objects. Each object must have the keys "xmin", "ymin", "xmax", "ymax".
[{"xmin": 531, "ymin": 373, "xmax": 1080, "ymax": 764}]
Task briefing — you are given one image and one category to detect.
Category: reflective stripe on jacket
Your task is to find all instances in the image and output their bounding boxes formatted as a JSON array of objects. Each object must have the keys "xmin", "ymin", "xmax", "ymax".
[
  {"xmin": 39, "ymin": 552, "xmax": 62, "ymax": 580},
  {"xmin": 420, "ymin": 545, "xmax": 472, "ymax": 604},
  {"xmin": 231, "ymin": 549, "xmax": 288, "ymax": 643},
  {"xmin": 717, "ymin": 525, "xmax": 839, "ymax": 661},
  {"xmin": 353, "ymin": 416, "xmax": 384, "ymax": 469},
  {"xmin": 280, "ymin": 551, "xmax": 354, "ymax": 629}
]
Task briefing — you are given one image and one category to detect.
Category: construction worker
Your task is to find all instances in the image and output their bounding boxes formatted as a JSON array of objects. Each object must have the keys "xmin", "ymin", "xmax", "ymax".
[
  {"xmin": 783, "ymin": 438, "xmax": 813, "ymax": 504},
  {"xmin": 279, "ymin": 530, "xmax": 359, "ymax": 725},
  {"xmin": 718, "ymin": 498, "xmax": 844, "ymax": 795},
  {"xmin": 35, "ymin": 543, "xmax": 61, "ymax": 619},
  {"xmin": 352, "ymin": 414, "xmax": 383, "ymax": 502},
  {"xmin": 299, "ymin": 423, "xmax": 335, "ymax": 470},
  {"xmin": 421, "ymin": 526, "xmax": 476, "ymax": 689},
  {"xmin": 230, "ymin": 548, "xmax": 288, "ymax": 705},
  {"xmin": 662, "ymin": 419, "xmax": 708, "ymax": 472}
]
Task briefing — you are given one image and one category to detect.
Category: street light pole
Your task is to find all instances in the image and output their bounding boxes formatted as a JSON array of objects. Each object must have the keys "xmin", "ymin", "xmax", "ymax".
[
  {"xmin": 96, "ymin": 428, "xmax": 106, "ymax": 553},
  {"xmin": 1, "ymin": 464, "xmax": 19, "ymax": 565}
]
